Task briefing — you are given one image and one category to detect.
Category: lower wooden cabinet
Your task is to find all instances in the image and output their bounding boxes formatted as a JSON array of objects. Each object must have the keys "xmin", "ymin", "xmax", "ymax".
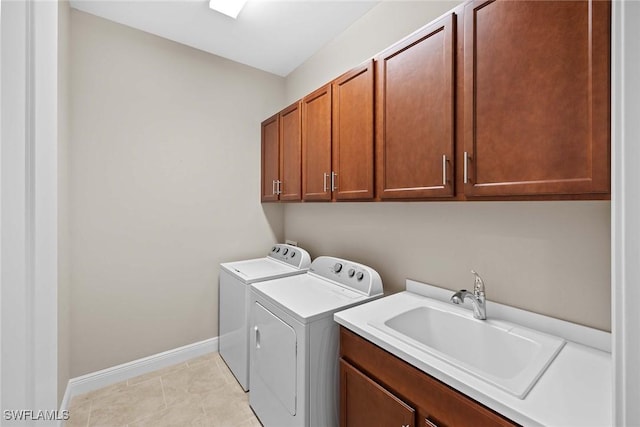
[
  {"xmin": 340, "ymin": 327, "xmax": 518, "ymax": 427},
  {"xmin": 341, "ymin": 359, "xmax": 415, "ymax": 427}
]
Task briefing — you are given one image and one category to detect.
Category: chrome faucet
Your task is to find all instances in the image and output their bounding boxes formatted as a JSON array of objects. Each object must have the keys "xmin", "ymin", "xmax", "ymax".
[{"xmin": 451, "ymin": 270, "xmax": 487, "ymax": 320}]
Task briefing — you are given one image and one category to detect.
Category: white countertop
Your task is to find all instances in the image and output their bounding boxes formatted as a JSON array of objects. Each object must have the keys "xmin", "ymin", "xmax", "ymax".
[{"xmin": 334, "ymin": 282, "xmax": 612, "ymax": 427}]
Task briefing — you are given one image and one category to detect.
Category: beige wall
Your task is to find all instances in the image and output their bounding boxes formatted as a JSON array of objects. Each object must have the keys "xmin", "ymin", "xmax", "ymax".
[
  {"xmin": 58, "ymin": 0, "xmax": 71, "ymax": 402},
  {"xmin": 69, "ymin": 10, "xmax": 284, "ymax": 376},
  {"xmin": 285, "ymin": 202, "xmax": 611, "ymax": 330},
  {"xmin": 65, "ymin": 0, "xmax": 612, "ymax": 379},
  {"xmin": 283, "ymin": 1, "xmax": 612, "ymax": 331}
]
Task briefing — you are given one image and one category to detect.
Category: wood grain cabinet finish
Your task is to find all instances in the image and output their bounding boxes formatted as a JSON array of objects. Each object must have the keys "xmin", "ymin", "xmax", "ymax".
[
  {"xmin": 302, "ymin": 84, "xmax": 333, "ymax": 201},
  {"xmin": 463, "ymin": 0, "xmax": 610, "ymax": 197},
  {"xmin": 340, "ymin": 359, "xmax": 415, "ymax": 427},
  {"xmin": 279, "ymin": 102, "xmax": 302, "ymax": 201},
  {"xmin": 332, "ymin": 60, "xmax": 375, "ymax": 200},
  {"xmin": 262, "ymin": 0, "xmax": 611, "ymax": 203},
  {"xmin": 302, "ymin": 62, "xmax": 375, "ymax": 202},
  {"xmin": 376, "ymin": 13, "xmax": 456, "ymax": 200},
  {"xmin": 260, "ymin": 102, "xmax": 302, "ymax": 202},
  {"xmin": 260, "ymin": 114, "xmax": 280, "ymax": 202},
  {"xmin": 340, "ymin": 327, "xmax": 518, "ymax": 427}
]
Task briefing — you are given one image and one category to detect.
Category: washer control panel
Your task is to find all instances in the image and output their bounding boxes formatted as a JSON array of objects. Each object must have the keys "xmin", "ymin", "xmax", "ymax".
[
  {"xmin": 268, "ymin": 243, "xmax": 311, "ymax": 270},
  {"xmin": 309, "ymin": 256, "xmax": 383, "ymax": 296}
]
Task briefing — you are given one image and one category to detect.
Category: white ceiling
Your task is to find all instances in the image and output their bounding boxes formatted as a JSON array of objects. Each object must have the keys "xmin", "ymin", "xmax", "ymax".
[{"xmin": 69, "ymin": 0, "xmax": 379, "ymax": 76}]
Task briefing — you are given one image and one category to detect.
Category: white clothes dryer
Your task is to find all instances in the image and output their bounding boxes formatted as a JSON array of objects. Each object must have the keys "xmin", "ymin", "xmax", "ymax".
[
  {"xmin": 249, "ymin": 256, "xmax": 383, "ymax": 427},
  {"xmin": 219, "ymin": 243, "xmax": 311, "ymax": 391}
]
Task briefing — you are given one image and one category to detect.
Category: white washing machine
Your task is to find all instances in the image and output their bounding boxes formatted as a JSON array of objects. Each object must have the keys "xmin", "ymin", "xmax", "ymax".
[
  {"xmin": 249, "ymin": 256, "xmax": 383, "ymax": 427},
  {"xmin": 219, "ymin": 243, "xmax": 311, "ymax": 391}
]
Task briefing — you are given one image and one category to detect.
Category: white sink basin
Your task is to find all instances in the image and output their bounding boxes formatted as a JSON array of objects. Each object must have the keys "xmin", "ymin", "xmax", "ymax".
[{"xmin": 369, "ymin": 300, "xmax": 565, "ymax": 398}]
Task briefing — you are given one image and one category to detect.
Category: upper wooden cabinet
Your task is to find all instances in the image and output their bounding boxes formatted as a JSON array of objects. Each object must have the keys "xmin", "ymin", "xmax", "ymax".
[
  {"xmin": 463, "ymin": 0, "xmax": 611, "ymax": 197},
  {"xmin": 302, "ymin": 84, "xmax": 333, "ymax": 201},
  {"xmin": 333, "ymin": 60, "xmax": 375, "ymax": 200},
  {"xmin": 262, "ymin": 0, "xmax": 611, "ymax": 203},
  {"xmin": 261, "ymin": 114, "xmax": 280, "ymax": 202},
  {"xmin": 279, "ymin": 102, "xmax": 302, "ymax": 201},
  {"xmin": 302, "ymin": 62, "xmax": 375, "ymax": 202},
  {"xmin": 376, "ymin": 14, "xmax": 456, "ymax": 200},
  {"xmin": 260, "ymin": 102, "xmax": 302, "ymax": 202}
]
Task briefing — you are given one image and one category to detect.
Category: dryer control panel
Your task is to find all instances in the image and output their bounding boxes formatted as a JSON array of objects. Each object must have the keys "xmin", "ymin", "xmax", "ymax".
[
  {"xmin": 267, "ymin": 244, "xmax": 311, "ymax": 270},
  {"xmin": 308, "ymin": 256, "xmax": 383, "ymax": 297}
]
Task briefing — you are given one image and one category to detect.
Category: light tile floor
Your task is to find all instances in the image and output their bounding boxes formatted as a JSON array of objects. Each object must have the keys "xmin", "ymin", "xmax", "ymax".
[{"xmin": 66, "ymin": 353, "xmax": 262, "ymax": 427}]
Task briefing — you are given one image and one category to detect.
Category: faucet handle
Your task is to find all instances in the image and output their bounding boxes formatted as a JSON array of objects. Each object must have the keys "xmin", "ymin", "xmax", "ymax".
[{"xmin": 471, "ymin": 270, "xmax": 485, "ymax": 293}]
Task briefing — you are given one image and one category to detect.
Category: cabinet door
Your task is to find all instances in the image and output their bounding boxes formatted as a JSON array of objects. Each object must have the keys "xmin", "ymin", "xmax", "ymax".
[
  {"xmin": 463, "ymin": 0, "xmax": 610, "ymax": 197},
  {"xmin": 302, "ymin": 84, "xmax": 332, "ymax": 201},
  {"xmin": 279, "ymin": 101, "xmax": 302, "ymax": 201},
  {"xmin": 340, "ymin": 359, "xmax": 415, "ymax": 427},
  {"xmin": 261, "ymin": 114, "xmax": 280, "ymax": 202},
  {"xmin": 333, "ymin": 60, "xmax": 375, "ymax": 201},
  {"xmin": 376, "ymin": 14, "xmax": 456, "ymax": 199},
  {"xmin": 340, "ymin": 328, "xmax": 518, "ymax": 427}
]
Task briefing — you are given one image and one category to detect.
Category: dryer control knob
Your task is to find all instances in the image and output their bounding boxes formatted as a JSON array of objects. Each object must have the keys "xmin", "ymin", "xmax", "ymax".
[
  {"xmin": 290, "ymin": 252, "xmax": 296, "ymax": 258},
  {"xmin": 334, "ymin": 263, "xmax": 343, "ymax": 273},
  {"xmin": 282, "ymin": 248, "xmax": 289, "ymax": 255},
  {"xmin": 271, "ymin": 246, "xmax": 276, "ymax": 252},
  {"xmin": 275, "ymin": 247, "xmax": 281, "ymax": 253},
  {"xmin": 356, "ymin": 272, "xmax": 364, "ymax": 281},
  {"xmin": 348, "ymin": 268, "xmax": 355, "ymax": 278}
]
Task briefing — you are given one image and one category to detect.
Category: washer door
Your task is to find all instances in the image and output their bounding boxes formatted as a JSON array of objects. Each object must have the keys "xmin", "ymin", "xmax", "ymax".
[{"xmin": 253, "ymin": 302, "xmax": 297, "ymax": 415}]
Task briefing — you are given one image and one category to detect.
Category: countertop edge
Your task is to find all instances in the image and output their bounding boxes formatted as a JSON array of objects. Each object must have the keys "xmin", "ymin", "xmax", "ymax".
[{"xmin": 334, "ymin": 288, "xmax": 612, "ymax": 427}]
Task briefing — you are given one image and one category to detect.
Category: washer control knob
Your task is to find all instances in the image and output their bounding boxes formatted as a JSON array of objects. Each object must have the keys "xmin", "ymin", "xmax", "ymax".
[
  {"xmin": 347, "ymin": 268, "xmax": 355, "ymax": 278},
  {"xmin": 275, "ymin": 247, "xmax": 280, "ymax": 253},
  {"xmin": 290, "ymin": 252, "xmax": 296, "ymax": 258},
  {"xmin": 282, "ymin": 248, "xmax": 289, "ymax": 255},
  {"xmin": 271, "ymin": 246, "xmax": 276, "ymax": 252},
  {"xmin": 334, "ymin": 263, "xmax": 343, "ymax": 273},
  {"xmin": 356, "ymin": 271, "xmax": 364, "ymax": 281}
]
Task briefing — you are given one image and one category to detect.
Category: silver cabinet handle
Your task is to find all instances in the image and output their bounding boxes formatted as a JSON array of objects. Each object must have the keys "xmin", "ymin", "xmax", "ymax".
[
  {"xmin": 331, "ymin": 171, "xmax": 337, "ymax": 191},
  {"xmin": 442, "ymin": 154, "xmax": 447, "ymax": 186},
  {"xmin": 323, "ymin": 173, "xmax": 329, "ymax": 192},
  {"xmin": 463, "ymin": 151, "xmax": 469, "ymax": 184},
  {"xmin": 276, "ymin": 180, "xmax": 282, "ymax": 195},
  {"xmin": 272, "ymin": 180, "xmax": 276, "ymax": 195},
  {"xmin": 424, "ymin": 418, "xmax": 438, "ymax": 427}
]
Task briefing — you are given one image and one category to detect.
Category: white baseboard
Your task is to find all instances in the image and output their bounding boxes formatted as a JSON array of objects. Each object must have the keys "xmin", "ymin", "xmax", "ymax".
[{"xmin": 59, "ymin": 337, "xmax": 218, "ymax": 415}]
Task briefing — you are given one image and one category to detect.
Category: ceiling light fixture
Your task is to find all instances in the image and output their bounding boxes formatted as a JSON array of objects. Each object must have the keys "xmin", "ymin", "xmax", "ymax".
[{"xmin": 208, "ymin": 0, "xmax": 248, "ymax": 19}]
